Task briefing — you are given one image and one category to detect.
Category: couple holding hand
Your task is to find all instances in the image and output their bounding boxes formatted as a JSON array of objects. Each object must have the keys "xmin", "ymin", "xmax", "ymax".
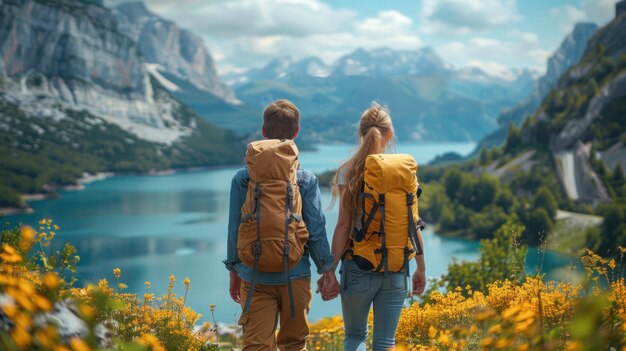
[{"xmin": 225, "ymin": 99, "xmax": 426, "ymax": 351}]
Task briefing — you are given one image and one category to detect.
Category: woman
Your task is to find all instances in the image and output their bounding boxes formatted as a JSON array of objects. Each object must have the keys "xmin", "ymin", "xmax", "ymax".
[{"xmin": 320, "ymin": 103, "xmax": 427, "ymax": 351}]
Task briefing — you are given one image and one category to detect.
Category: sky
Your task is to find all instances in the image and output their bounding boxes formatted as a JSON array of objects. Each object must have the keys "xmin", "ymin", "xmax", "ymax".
[{"xmin": 104, "ymin": 0, "xmax": 621, "ymax": 77}]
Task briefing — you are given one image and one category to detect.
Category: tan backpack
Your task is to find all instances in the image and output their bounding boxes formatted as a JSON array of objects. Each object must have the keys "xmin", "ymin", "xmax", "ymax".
[{"xmin": 237, "ymin": 139, "xmax": 309, "ymax": 320}]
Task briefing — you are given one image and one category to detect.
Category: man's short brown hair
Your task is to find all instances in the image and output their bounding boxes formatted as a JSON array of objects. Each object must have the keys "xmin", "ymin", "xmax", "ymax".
[{"xmin": 262, "ymin": 99, "xmax": 300, "ymax": 139}]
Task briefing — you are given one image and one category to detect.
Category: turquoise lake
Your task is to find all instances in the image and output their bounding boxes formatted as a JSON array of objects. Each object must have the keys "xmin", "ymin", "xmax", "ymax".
[{"xmin": 5, "ymin": 142, "xmax": 581, "ymax": 323}]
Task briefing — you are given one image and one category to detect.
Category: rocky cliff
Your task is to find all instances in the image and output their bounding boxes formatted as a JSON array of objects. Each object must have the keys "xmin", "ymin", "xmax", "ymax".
[
  {"xmin": 0, "ymin": 0, "xmax": 243, "ymax": 208},
  {"xmin": 112, "ymin": 1, "xmax": 237, "ymax": 104},
  {"xmin": 496, "ymin": 14, "xmax": 626, "ymax": 204},
  {"xmin": 0, "ymin": 0, "xmax": 196, "ymax": 144}
]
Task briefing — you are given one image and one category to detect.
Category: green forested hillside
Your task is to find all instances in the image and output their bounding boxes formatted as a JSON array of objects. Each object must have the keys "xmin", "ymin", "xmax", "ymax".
[
  {"xmin": 474, "ymin": 13, "xmax": 626, "ymax": 256},
  {"xmin": 0, "ymin": 95, "xmax": 244, "ymax": 209}
]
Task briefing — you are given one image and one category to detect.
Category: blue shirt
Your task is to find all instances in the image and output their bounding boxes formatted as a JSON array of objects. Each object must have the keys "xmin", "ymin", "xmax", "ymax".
[{"xmin": 223, "ymin": 167, "xmax": 334, "ymax": 284}]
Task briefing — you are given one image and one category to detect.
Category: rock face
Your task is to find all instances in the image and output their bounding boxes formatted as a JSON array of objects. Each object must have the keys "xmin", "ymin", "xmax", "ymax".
[
  {"xmin": 112, "ymin": 1, "xmax": 237, "ymax": 104},
  {"xmin": 520, "ymin": 15, "xmax": 626, "ymax": 203},
  {"xmin": 0, "ymin": 0, "xmax": 193, "ymax": 144},
  {"xmin": 538, "ymin": 23, "xmax": 599, "ymax": 100},
  {"xmin": 475, "ymin": 23, "xmax": 598, "ymax": 150}
]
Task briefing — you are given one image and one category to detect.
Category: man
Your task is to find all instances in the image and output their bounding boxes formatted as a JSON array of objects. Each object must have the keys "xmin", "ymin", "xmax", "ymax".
[{"xmin": 224, "ymin": 99, "xmax": 337, "ymax": 351}]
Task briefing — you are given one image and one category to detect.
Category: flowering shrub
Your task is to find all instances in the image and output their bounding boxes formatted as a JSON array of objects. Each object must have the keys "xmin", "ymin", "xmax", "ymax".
[
  {"xmin": 310, "ymin": 250, "xmax": 626, "ymax": 351},
  {"xmin": 2, "ymin": 219, "xmax": 624, "ymax": 350},
  {"xmin": 0, "ymin": 221, "xmax": 219, "ymax": 351}
]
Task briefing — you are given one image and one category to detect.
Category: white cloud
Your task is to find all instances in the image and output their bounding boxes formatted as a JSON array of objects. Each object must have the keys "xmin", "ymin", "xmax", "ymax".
[
  {"xmin": 466, "ymin": 61, "xmax": 520, "ymax": 81},
  {"xmin": 550, "ymin": 0, "xmax": 618, "ymax": 32},
  {"xmin": 135, "ymin": 0, "xmax": 356, "ymax": 38},
  {"xmin": 207, "ymin": 9, "xmax": 422, "ymax": 72},
  {"xmin": 421, "ymin": 0, "xmax": 520, "ymax": 35},
  {"xmin": 581, "ymin": 0, "xmax": 617, "ymax": 24},
  {"xmin": 439, "ymin": 32, "xmax": 549, "ymax": 73}
]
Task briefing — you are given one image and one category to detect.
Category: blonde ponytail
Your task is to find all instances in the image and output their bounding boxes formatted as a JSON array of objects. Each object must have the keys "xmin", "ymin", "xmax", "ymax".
[{"xmin": 330, "ymin": 103, "xmax": 394, "ymax": 228}]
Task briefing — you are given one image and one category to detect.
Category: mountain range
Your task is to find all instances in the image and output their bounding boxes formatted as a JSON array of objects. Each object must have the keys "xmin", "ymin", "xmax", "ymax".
[
  {"xmin": 210, "ymin": 47, "xmax": 539, "ymax": 143},
  {"xmin": 0, "ymin": 0, "xmax": 617, "ymax": 211}
]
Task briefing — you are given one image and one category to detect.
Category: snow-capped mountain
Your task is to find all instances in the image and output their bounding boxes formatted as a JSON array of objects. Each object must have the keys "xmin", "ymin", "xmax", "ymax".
[
  {"xmin": 331, "ymin": 47, "xmax": 450, "ymax": 77},
  {"xmin": 217, "ymin": 46, "xmax": 540, "ymax": 142}
]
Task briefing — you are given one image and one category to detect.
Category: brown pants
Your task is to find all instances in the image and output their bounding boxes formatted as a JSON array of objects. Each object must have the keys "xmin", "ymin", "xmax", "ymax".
[{"xmin": 239, "ymin": 278, "xmax": 312, "ymax": 351}]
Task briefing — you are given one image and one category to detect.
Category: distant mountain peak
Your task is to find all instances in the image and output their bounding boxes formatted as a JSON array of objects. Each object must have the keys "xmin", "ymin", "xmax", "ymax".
[
  {"xmin": 572, "ymin": 22, "xmax": 600, "ymax": 33},
  {"xmin": 115, "ymin": 1, "xmax": 151, "ymax": 16},
  {"xmin": 331, "ymin": 46, "xmax": 448, "ymax": 77}
]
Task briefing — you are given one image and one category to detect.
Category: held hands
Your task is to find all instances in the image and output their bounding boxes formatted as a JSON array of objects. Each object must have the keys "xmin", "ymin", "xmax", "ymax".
[
  {"xmin": 229, "ymin": 271, "xmax": 241, "ymax": 303},
  {"xmin": 316, "ymin": 271, "xmax": 340, "ymax": 301}
]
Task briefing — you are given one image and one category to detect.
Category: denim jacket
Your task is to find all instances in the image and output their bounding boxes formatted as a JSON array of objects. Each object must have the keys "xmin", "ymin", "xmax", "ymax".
[{"xmin": 223, "ymin": 167, "xmax": 334, "ymax": 284}]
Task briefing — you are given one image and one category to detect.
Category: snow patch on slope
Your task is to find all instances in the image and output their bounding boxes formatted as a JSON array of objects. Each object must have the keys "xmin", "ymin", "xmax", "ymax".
[{"xmin": 146, "ymin": 64, "xmax": 180, "ymax": 92}]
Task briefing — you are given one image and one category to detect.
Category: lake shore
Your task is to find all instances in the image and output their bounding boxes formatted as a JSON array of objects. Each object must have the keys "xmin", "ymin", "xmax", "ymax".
[{"xmin": 2, "ymin": 164, "xmax": 251, "ymax": 217}]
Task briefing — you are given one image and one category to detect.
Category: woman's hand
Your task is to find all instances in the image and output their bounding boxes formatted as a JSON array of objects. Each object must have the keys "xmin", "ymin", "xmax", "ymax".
[{"xmin": 412, "ymin": 270, "xmax": 426, "ymax": 295}]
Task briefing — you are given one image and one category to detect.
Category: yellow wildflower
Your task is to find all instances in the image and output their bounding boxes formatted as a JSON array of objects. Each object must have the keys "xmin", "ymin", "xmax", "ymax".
[
  {"xmin": 33, "ymin": 294, "xmax": 53, "ymax": 312},
  {"xmin": 487, "ymin": 324, "xmax": 501, "ymax": 334},
  {"xmin": 19, "ymin": 225, "xmax": 36, "ymax": 252},
  {"xmin": 69, "ymin": 337, "xmax": 91, "ymax": 351},
  {"xmin": 43, "ymin": 273, "xmax": 61, "ymax": 290},
  {"xmin": 12, "ymin": 327, "xmax": 32, "ymax": 349}
]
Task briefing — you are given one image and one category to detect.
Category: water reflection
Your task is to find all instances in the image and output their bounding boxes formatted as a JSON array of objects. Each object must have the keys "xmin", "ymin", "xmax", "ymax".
[{"xmin": 54, "ymin": 235, "xmax": 215, "ymax": 264}]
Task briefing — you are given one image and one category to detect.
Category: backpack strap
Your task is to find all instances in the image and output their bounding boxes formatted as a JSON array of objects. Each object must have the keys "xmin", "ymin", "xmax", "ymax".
[
  {"xmin": 356, "ymin": 193, "xmax": 378, "ymax": 242},
  {"xmin": 374, "ymin": 194, "xmax": 390, "ymax": 276},
  {"xmin": 407, "ymin": 193, "xmax": 423, "ymax": 256},
  {"xmin": 242, "ymin": 185, "xmax": 262, "ymax": 318},
  {"xmin": 284, "ymin": 182, "xmax": 296, "ymax": 320}
]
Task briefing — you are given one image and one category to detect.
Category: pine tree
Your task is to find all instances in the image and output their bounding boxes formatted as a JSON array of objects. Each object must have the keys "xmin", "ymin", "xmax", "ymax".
[
  {"xmin": 479, "ymin": 147, "xmax": 490, "ymax": 165},
  {"xmin": 504, "ymin": 122, "xmax": 521, "ymax": 153}
]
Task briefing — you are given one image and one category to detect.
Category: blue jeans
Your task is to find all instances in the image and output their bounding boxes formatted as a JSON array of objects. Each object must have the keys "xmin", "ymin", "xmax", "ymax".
[{"xmin": 340, "ymin": 259, "xmax": 407, "ymax": 351}]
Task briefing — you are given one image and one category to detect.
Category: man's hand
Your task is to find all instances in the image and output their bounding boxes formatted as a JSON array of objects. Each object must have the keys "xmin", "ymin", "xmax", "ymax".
[
  {"xmin": 229, "ymin": 271, "xmax": 241, "ymax": 303},
  {"xmin": 412, "ymin": 270, "xmax": 426, "ymax": 296},
  {"xmin": 316, "ymin": 274, "xmax": 326, "ymax": 294},
  {"xmin": 321, "ymin": 271, "xmax": 340, "ymax": 301}
]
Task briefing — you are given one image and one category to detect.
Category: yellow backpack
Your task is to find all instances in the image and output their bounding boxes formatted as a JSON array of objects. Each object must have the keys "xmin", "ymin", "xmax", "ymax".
[{"xmin": 352, "ymin": 154, "xmax": 423, "ymax": 273}]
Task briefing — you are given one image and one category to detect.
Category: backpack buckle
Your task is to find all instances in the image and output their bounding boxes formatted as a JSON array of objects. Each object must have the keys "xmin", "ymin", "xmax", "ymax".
[
  {"xmin": 254, "ymin": 187, "xmax": 260, "ymax": 200},
  {"xmin": 378, "ymin": 194, "xmax": 385, "ymax": 206},
  {"xmin": 284, "ymin": 244, "xmax": 290, "ymax": 257},
  {"xmin": 254, "ymin": 242, "xmax": 262, "ymax": 255},
  {"xmin": 407, "ymin": 193, "xmax": 414, "ymax": 205}
]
